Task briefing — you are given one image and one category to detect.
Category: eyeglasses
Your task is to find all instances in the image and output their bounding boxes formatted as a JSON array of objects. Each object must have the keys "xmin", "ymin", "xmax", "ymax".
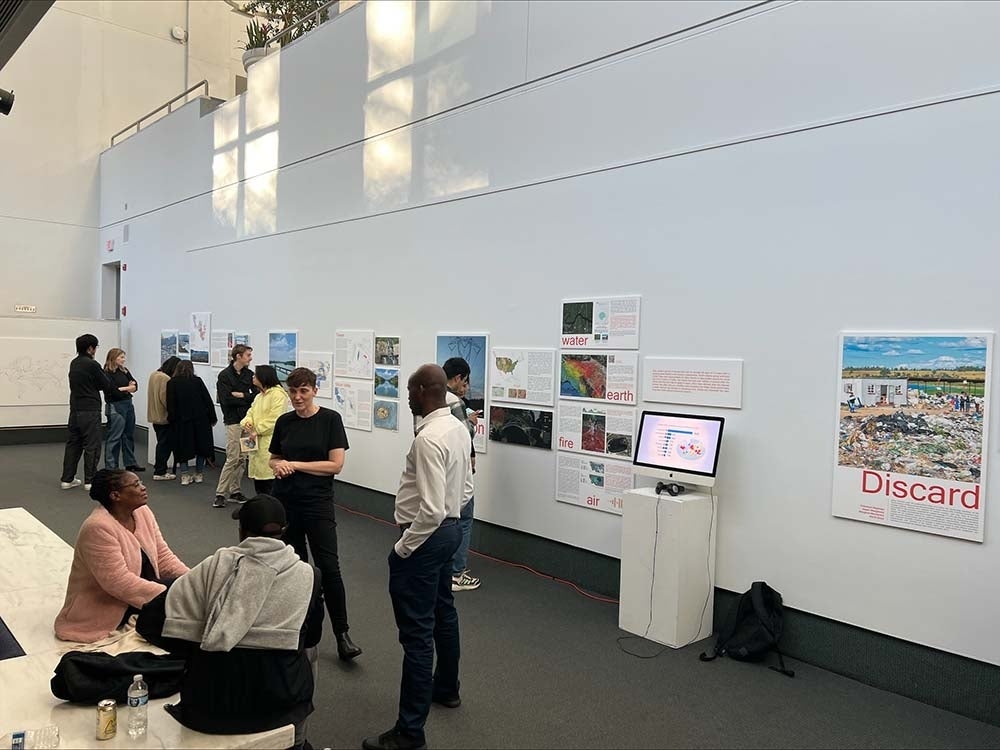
[{"xmin": 119, "ymin": 479, "xmax": 143, "ymax": 490}]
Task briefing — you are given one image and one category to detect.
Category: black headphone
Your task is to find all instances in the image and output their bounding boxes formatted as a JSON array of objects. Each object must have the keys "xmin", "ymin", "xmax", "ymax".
[{"xmin": 656, "ymin": 481, "xmax": 685, "ymax": 497}]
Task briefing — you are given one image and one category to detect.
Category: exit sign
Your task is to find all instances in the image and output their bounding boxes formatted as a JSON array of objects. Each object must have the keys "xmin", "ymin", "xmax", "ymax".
[{"xmin": 14, "ymin": 305, "xmax": 36, "ymax": 313}]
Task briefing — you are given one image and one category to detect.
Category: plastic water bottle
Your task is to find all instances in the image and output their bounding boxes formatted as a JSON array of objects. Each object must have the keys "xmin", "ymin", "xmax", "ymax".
[
  {"xmin": 127, "ymin": 674, "xmax": 148, "ymax": 739},
  {"xmin": 3, "ymin": 725, "xmax": 60, "ymax": 749}
]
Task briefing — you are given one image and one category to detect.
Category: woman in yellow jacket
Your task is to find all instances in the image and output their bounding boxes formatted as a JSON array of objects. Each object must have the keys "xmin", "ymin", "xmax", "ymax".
[{"xmin": 239, "ymin": 365, "xmax": 290, "ymax": 496}]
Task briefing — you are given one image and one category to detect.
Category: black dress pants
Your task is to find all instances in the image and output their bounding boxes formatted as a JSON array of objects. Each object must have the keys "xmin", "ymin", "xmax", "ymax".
[
  {"xmin": 153, "ymin": 423, "xmax": 173, "ymax": 475},
  {"xmin": 61, "ymin": 410, "xmax": 102, "ymax": 483}
]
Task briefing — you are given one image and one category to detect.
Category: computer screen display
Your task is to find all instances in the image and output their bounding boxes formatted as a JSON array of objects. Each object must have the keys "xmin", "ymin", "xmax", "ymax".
[{"xmin": 633, "ymin": 411, "xmax": 725, "ymax": 480}]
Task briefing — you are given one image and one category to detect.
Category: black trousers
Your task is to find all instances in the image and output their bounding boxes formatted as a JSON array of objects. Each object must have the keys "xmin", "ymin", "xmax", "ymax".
[
  {"xmin": 389, "ymin": 521, "xmax": 462, "ymax": 742},
  {"xmin": 282, "ymin": 499, "xmax": 350, "ymax": 634},
  {"xmin": 152, "ymin": 423, "xmax": 173, "ymax": 475},
  {"xmin": 253, "ymin": 479, "xmax": 274, "ymax": 495},
  {"xmin": 61, "ymin": 410, "xmax": 102, "ymax": 483}
]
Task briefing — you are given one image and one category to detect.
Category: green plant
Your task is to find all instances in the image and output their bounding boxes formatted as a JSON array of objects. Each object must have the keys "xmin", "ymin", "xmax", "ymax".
[
  {"xmin": 241, "ymin": 18, "xmax": 274, "ymax": 50},
  {"xmin": 242, "ymin": 0, "xmax": 332, "ymax": 47}
]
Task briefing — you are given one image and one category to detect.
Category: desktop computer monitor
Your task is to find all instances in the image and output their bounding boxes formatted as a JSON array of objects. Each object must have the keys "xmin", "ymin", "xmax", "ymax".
[{"xmin": 632, "ymin": 411, "xmax": 725, "ymax": 488}]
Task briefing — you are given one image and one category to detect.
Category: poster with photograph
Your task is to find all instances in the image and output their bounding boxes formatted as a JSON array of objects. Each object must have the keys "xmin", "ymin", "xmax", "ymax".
[
  {"xmin": 561, "ymin": 295, "xmax": 641, "ymax": 350},
  {"xmin": 375, "ymin": 336, "xmax": 400, "ymax": 366},
  {"xmin": 190, "ymin": 312, "xmax": 212, "ymax": 364},
  {"xmin": 268, "ymin": 331, "xmax": 298, "ymax": 382},
  {"xmin": 559, "ymin": 351, "xmax": 638, "ymax": 405},
  {"xmin": 374, "ymin": 399, "xmax": 399, "ymax": 431},
  {"xmin": 488, "ymin": 405, "xmax": 553, "ymax": 450},
  {"xmin": 557, "ymin": 401, "xmax": 636, "ymax": 458},
  {"xmin": 437, "ymin": 333, "xmax": 489, "ymax": 454},
  {"xmin": 334, "ymin": 378, "xmax": 373, "ymax": 431},
  {"xmin": 235, "ymin": 332, "xmax": 251, "ymax": 347},
  {"xmin": 177, "ymin": 333, "xmax": 191, "ymax": 360},
  {"xmin": 833, "ymin": 333, "xmax": 992, "ymax": 542},
  {"xmin": 211, "ymin": 329, "xmax": 235, "ymax": 368},
  {"xmin": 300, "ymin": 351, "xmax": 333, "ymax": 399},
  {"xmin": 490, "ymin": 347, "xmax": 555, "ymax": 406},
  {"xmin": 556, "ymin": 452, "xmax": 634, "ymax": 515},
  {"xmin": 160, "ymin": 330, "xmax": 178, "ymax": 364},
  {"xmin": 335, "ymin": 329, "xmax": 375, "ymax": 380},
  {"xmin": 374, "ymin": 367, "xmax": 400, "ymax": 398}
]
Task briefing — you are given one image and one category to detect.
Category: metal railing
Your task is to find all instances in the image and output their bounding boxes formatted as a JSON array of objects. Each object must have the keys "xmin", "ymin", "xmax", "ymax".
[
  {"xmin": 110, "ymin": 79, "xmax": 210, "ymax": 147},
  {"xmin": 262, "ymin": 0, "xmax": 359, "ymax": 49}
]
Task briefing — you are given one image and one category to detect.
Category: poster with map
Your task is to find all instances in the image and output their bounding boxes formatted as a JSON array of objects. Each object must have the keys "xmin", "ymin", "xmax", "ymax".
[
  {"xmin": 373, "ymin": 399, "xmax": 399, "ymax": 431},
  {"xmin": 334, "ymin": 378, "xmax": 373, "ymax": 431},
  {"xmin": 335, "ymin": 330, "xmax": 375, "ymax": 380},
  {"xmin": 437, "ymin": 332, "xmax": 489, "ymax": 454},
  {"xmin": 490, "ymin": 347, "xmax": 555, "ymax": 406},
  {"xmin": 300, "ymin": 351, "xmax": 333, "ymax": 399},
  {"xmin": 556, "ymin": 452, "xmax": 634, "ymax": 515},
  {"xmin": 190, "ymin": 312, "xmax": 212, "ymax": 364},
  {"xmin": 557, "ymin": 401, "xmax": 636, "ymax": 458},
  {"xmin": 0, "ymin": 338, "xmax": 74, "ymax": 406},
  {"xmin": 561, "ymin": 295, "xmax": 641, "ymax": 350},
  {"xmin": 560, "ymin": 351, "xmax": 638, "ymax": 405},
  {"xmin": 160, "ymin": 330, "xmax": 178, "ymax": 364}
]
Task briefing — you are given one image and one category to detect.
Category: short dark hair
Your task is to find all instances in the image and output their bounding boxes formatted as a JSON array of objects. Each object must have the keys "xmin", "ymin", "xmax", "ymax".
[
  {"xmin": 89, "ymin": 468, "xmax": 129, "ymax": 510},
  {"xmin": 173, "ymin": 360, "xmax": 195, "ymax": 378},
  {"xmin": 76, "ymin": 334, "xmax": 99, "ymax": 355},
  {"xmin": 254, "ymin": 364, "xmax": 281, "ymax": 389},
  {"xmin": 159, "ymin": 356, "xmax": 181, "ymax": 376},
  {"xmin": 286, "ymin": 367, "xmax": 316, "ymax": 389},
  {"xmin": 442, "ymin": 357, "xmax": 470, "ymax": 381},
  {"xmin": 230, "ymin": 344, "xmax": 252, "ymax": 363}
]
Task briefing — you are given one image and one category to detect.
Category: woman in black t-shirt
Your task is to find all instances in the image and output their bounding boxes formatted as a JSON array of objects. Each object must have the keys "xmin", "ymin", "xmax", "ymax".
[
  {"xmin": 269, "ymin": 367, "xmax": 361, "ymax": 661},
  {"xmin": 103, "ymin": 348, "xmax": 141, "ymax": 471}
]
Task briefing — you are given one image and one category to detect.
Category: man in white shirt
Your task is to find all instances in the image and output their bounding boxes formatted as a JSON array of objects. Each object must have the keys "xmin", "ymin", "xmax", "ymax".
[{"xmin": 363, "ymin": 364, "xmax": 472, "ymax": 750}]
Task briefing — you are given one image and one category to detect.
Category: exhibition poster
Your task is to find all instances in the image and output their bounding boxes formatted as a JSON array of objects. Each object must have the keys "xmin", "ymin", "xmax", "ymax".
[
  {"xmin": 373, "ymin": 399, "xmax": 399, "ymax": 431},
  {"xmin": 160, "ymin": 330, "xmax": 178, "ymax": 364},
  {"xmin": 374, "ymin": 366, "xmax": 400, "ymax": 398},
  {"xmin": 177, "ymin": 333, "xmax": 191, "ymax": 360},
  {"xmin": 235, "ymin": 332, "xmax": 251, "ymax": 347},
  {"xmin": 643, "ymin": 357, "xmax": 743, "ymax": 409},
  {"xmin": 488, "ymin": 405, "xmax": 553, "ymax": 450},
  {"xmin": 556, "ymin": 452, "xmax": 634, "ymax": 515},
  {"xmin": 211, "ymin": 329, "xmax": 235, "ymax": 368},
  {"xmin": 559, "ymin": 350, "xmax": 638, "ymax": 405},
  {"xmin": 437, "ymin": 333, "xmax": 489, "ymax": 454},
  {"xmin": 833, "ymin": 333, "xmax": 992, "ymax": 542},
  {"xmin": 561, "ymin": 295, "xmax": 641, "ymax": 350},
  {"xmin": 490, "ymin": 347, "xmax": 556, "ymax": 406},
  {"xmin": 375, "ymin": 336, "xmax": 400, "ymax": 366},
  {"xmin": 190, "ymin": 312, "xmax": 212, "ymax": 364},
  {"xmin": 335, "ymin": 329, "xmax": 375, "ymax": 380},
  {"xmin": 268, "ymin": 331, "xmax": 298, "ymax": 382},
  {"xmin": 334, "ymin": 378, "xmax": 373, "ymax": 431},
  {"xmin": 557, "ymin": 401, "xmax": 636, "ymax": 459},
  {"xmin": 300, "ymin": 351, "xmax": 333, "ymax": 400}
]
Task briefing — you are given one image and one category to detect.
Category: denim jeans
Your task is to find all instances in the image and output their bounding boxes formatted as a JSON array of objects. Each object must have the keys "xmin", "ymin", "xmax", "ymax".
[
  {"xmin": 105, "ymin": 400, "xmax": 137, "ymax": 469},
  {"xmin": 451, "ymin": 496, "xmax": 474, "ymax": 575},
  {"xmin": 178, "ymin": 456, "xmax": 205, "ymax": 473}
]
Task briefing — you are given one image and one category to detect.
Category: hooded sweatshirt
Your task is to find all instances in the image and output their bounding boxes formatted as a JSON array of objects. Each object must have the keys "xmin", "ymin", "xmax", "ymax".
[{"xmin": 157, "ymin": 537, "xmax": 324, "ymax": 734}]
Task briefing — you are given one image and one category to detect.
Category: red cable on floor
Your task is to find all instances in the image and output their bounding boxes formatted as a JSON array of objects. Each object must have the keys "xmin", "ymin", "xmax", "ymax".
[{"xmin": 335, "ymin": 503, "xmax": 620, "ymax": 606}]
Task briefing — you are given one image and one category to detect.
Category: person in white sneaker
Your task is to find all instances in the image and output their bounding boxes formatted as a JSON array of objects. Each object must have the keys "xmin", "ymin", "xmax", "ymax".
[{"xmin": 166, "ymin": 360, "xmax": 217, "ymax": 491}]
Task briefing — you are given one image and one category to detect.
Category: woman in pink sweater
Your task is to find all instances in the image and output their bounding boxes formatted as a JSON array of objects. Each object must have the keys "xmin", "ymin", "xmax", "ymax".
[{"xmin": 54, "ymin": 469, "xmax": 189, "ymax": 643}]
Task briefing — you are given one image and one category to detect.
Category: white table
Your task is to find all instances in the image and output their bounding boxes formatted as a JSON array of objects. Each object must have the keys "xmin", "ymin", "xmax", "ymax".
[{"xmin": 0, "ymin": 508, "xmax": 293, "ymax": 749}]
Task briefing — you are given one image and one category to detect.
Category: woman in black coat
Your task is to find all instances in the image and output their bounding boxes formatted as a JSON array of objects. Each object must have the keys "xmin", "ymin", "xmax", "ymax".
[{"xmin": 166, "ymin": 360, "xmax": 217, "ymax": 488}]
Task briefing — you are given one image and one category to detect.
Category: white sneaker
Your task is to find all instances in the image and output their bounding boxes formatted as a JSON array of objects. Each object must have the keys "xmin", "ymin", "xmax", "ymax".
[
  {"xmin": 152, "ymin": 473, "xmax": 176, "ymax": 481},
  {"xmin": 83, "ymin": 483, "xmax": 92, "ymax": 492},
  {"xmin": 180, "ymin": 474, "xmax": 192, "ymax": 486},
  {"xmin": 193, "ymin": 473, "xmax": 204, "ymax": 484},
  {"xmin": 452, "ymin": 571, "xmax": 481, "ymax": 591},
  {"xmin": 60, "ymin": 479, "xmax": 82, "ymax": 490}
]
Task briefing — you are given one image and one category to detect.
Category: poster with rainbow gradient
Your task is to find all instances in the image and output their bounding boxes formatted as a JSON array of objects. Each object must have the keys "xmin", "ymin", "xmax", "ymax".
[{"xmin": 559, "ymin": 351, "xmax": 638, "ymax": 405}]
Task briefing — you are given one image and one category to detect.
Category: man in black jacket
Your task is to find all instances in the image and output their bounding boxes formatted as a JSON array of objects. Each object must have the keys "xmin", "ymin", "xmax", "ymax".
[
  {"xmin": 214, "ymin": 344, "xmax": 256, "ymax": 508},
  {"xmin": 60, "ymin": 334, "xmax": 115, "ymax": 491}
]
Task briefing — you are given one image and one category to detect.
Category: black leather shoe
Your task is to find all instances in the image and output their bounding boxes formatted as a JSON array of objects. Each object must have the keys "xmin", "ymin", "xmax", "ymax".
[
  {"xmin": 362, "ymin": 728, "xmax": 426, "ymax": 750},
  {"xmin": 432, "ymin": 694, "xmax": 461, "ymax": 708},
  {"xmin": 336, "ymin": 632, "xmax": 362, "ymax": 661}
]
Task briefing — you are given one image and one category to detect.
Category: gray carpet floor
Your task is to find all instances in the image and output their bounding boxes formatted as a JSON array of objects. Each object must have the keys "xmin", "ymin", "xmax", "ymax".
[{"xmin": 3, "ymin": 442, "xmax": 1000, "ymax": 749}]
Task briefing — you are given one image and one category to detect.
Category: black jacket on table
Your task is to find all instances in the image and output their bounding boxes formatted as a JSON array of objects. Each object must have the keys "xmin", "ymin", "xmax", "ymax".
[
  {"xmin": 216, "ymin": 365, "xmax": 256, "ymax": 425},
  {"xmin": 68, "ymin": 354, "xmax": 116, "ymax": 412}
]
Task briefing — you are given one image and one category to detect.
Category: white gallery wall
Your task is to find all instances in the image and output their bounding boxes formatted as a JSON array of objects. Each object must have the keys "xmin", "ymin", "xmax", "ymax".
[{"xmin": 98, "ymin": 1, "xmax": 1000, "ymax": 665}]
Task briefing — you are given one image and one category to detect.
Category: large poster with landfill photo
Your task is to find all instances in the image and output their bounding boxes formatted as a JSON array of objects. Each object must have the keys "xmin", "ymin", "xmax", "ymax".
[{"xmin": 832, "ymin": 333, "xmax": 992, "ymax": 542}]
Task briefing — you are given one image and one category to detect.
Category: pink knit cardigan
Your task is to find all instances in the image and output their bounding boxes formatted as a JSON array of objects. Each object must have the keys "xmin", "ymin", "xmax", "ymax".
[{"xmin": 54, "ymin": 504, "xmax": 189, "ymax": 643}]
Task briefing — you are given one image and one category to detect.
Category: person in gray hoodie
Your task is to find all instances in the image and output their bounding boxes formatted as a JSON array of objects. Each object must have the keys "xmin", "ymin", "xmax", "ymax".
[{"xmin": 141, "ymin": 495, "xmax": 324, "ymax": 748}]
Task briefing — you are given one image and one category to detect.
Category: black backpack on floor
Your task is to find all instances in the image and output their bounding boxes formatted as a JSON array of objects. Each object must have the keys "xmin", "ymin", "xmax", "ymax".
[{"xmin": 699, "ymin": 581, "xmax": 795, "ymax": 677}]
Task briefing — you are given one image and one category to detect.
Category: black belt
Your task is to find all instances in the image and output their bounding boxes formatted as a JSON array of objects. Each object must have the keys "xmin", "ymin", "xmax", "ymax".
[{"xmin": 398, "ymin": 517, "xmax": 458, "ymax": 531}]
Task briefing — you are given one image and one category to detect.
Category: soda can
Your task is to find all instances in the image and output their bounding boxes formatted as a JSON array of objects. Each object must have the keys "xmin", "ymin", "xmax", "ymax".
[{"xmin": 97, "ymin": 699, "xmax": 117, "ymax": 740}]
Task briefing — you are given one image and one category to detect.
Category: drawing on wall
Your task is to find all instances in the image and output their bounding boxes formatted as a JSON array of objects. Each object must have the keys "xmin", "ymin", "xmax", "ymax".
[
  {"xmin": 373, "ymin": 399, "xmax": 399, "ymax": 431},
  {"xmin": 335, "ymin": 329, "xmax": 375, "ymax": 380},
  {"xmin": 437, "ymin": 333, "xmax": 489, "ymax": 453},
  {"xmin": 375, "ymin": 336, "xmax": 400, "ymax": 366},
  {"xmin": 160, "ymin": 330, "xmax": 178, "ymax": 364},
  {"xmin": 374, "ymin": 366, "xmax": 400, "ymax": 398},
  {"xmin": 300, "ymin": 351, "xmax": 333, "ymax": 399},
  {"xmin": 0, "ymin": 338, "xmax": 74, "ymax": 406},
  {"xmin": 268, "ymin": 331, "xmax": 298, "ymax": 383},
  {"xmin": 561, "ymin": 295, "xmax": 641, "ymax": 349},
  {"xmin": 190, "ymin": 312, "xmax": 211, "ymax": 364},
  {"xmin": 490, "ymin": 347, "xmax": 555, "ymax": 406},
  {"xmin": 177, "ymin": 333, "xmax": 191, "ymax": 360},
  {"xmin": 488, "ymin": 405, "xmax": 553, "ymax": 449},
  {"xmin": 833, "ymin": 333, "xmax": 992, "ymax": 543}
]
